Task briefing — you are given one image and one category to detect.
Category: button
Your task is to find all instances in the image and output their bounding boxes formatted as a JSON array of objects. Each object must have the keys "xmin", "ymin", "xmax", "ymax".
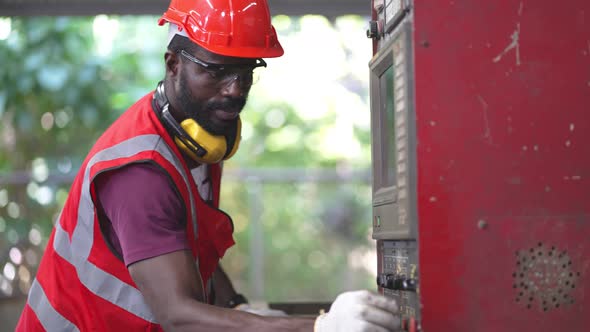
[
  {"xmin": 374, "ymin": 215, "xmax": 381, "ymax": 227},
  {"xmin": 403, "ymin": 278, "xmax": 417, "ymax": 291}
]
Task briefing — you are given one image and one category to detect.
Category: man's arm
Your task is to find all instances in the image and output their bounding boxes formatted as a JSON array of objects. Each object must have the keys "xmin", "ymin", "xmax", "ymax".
[
  {"xmin": 97, "ymin": 164, "xmax": 400, "ymax": 331},
  {"xmin": 128, "ymin": 250, "xmax": 315, "ymax": 332},
  {"xmin": 211, "ymin": 264, "xmax": 239, "ymax": 307}
]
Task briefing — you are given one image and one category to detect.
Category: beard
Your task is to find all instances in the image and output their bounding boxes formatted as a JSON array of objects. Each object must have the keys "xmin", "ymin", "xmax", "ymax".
[{"xmin": 177, "ymin": 70, "xmax": 246, "ymax": 137}]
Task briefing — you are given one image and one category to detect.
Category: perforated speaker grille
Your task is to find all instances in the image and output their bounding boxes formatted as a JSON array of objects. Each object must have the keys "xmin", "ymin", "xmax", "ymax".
[{"xmin": 513, "ymin": 242, "xmax": 580, "ymax": 311}]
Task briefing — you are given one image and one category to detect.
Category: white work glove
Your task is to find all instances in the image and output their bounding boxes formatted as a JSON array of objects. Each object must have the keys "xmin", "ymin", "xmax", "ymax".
[
  {"xmin": 235, "ymin": 303, "xmax": 289, "ymax": 317},
  {"xmin": 315, "ymin": 290, "xmax": 400, "ymax": 332}
]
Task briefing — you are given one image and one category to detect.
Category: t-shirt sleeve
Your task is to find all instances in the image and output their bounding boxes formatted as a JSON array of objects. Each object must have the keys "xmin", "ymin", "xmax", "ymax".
[{"xmin": 94, "ymin": 162, "xmax": 191, "ymax": 266}]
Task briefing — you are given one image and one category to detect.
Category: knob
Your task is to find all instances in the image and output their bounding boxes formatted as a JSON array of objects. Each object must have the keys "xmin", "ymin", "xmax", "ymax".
[
  {"xmin": 402, "ymin": 278, "xmax": 417, "ymax": 291},
  {"xmin": 393, "ymin": 276, "xmax": 405, "ymax": 289},
  {"xmin": 377, "ymin": 273, "xmax": 396, "ymax": 289},
  {"xmin": 366, "ymin": 20, "xmax": 380, "ymax": 39},
  {"xmin": 377, "ymin": 273, "xmax": 418, "ymax": 292}
]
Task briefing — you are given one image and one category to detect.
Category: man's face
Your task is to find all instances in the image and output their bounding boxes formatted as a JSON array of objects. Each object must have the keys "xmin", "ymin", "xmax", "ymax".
[{"xmin": 175, "ymin": 48, "xmax": 256, "ymax": 137}]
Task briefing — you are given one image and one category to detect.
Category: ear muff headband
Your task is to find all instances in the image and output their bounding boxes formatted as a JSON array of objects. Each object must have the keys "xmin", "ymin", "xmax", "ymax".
[
  {"xmin": 223, "ymin": 118, "xmax": 241, "ymax": 160},
  {"xmin": 154, "ymin": 82, "xmax": 241, "ymax": 164},
  {"xmin": 160, "ymin": 105, "xmax": 207, "ymax": 159}
]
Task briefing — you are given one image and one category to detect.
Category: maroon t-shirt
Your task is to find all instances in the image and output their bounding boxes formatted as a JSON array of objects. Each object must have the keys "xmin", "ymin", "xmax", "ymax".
[{"xmin": 94, "ymin": 163, "xmax": 191, "ymax": 266}]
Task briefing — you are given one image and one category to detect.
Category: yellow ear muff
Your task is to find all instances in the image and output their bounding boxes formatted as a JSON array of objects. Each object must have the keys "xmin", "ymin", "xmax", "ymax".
[
  {"xmin": 176, "ymin": 118, "xmax": 227, "ymax": 164},
  {"xmin": 174, "ymin": 118, "xmax": 242, "ymax": 164},
  {"xmin": 154, "ymin": 81, "xmax": 241, "ymax": 164}
]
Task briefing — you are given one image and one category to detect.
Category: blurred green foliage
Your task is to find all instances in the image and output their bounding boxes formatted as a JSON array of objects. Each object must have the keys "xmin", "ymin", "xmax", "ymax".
[{"xmin": 0, "ymin": 14, "xmax": 374, "ymax": 303}]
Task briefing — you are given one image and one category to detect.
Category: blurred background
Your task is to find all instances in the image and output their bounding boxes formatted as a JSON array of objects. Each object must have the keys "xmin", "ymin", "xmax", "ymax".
[{"xmin": 0, "ymin": 2, "xmax": 373, "ymax": 329}]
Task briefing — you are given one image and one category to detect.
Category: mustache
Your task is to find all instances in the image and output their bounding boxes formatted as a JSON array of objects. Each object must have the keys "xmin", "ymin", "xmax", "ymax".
[{"xmin": 204, "ymin": 97, "xmax": 247, "ymax": 112}]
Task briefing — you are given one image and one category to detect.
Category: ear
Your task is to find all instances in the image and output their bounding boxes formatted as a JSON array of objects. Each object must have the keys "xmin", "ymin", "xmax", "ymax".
[{"xmin": 164, "ymin": 50, "xmax": 180, "ymax": 79}]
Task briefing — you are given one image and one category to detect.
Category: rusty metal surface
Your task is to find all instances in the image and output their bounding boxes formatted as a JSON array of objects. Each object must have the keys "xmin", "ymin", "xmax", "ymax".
[{"xmin": 412, "ymin": 1, "xmax": 590, "ymax": 331}]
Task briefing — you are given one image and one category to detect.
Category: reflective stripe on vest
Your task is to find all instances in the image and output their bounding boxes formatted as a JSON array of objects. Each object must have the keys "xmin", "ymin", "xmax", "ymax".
[
  {"xmin": 27, "ymin": 134, "xmax": 198, "ymax": 326},
  {"xmin": 28, "ymin": 279, "xmax": 80, "ymax": 332}
]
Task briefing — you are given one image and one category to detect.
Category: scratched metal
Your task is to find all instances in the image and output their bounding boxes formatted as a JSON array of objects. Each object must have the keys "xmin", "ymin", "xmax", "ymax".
[{"xmin": 409, "ymin": 1, "xmax": 590, "ymax": 331}]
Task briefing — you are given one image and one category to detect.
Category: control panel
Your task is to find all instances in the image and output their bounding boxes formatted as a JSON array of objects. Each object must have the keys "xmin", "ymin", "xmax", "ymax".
[
  {"xmin": 377, "ymin": 240, "xmax": 420, "ymax": 331},
  {"xmin": 368, "ymin": 1, "xmax": 419, "ymax": 331}
]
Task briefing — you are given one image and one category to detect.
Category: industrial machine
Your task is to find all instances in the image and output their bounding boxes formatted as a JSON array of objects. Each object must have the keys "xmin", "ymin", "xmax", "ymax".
[{"xmin": 368, "ymin": 1, "xmax": 590, "ymax": 331}]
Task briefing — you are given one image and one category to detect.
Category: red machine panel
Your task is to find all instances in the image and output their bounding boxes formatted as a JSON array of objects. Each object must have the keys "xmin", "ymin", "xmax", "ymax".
[{"xmin": 369, "ymin": 1, "xmax": 589, "ymax": 331}]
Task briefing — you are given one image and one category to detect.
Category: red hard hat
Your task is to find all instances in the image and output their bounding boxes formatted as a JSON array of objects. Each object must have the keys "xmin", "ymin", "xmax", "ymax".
[{"xmin": 159, "ymin": 0, "xmax": 284, "ymax": 58}]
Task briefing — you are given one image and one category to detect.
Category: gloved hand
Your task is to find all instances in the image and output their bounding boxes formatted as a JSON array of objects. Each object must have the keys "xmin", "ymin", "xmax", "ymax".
[
  {"xmin": 314, "ymin": 290, "xmax": 400, "ymax": 332},
  {"xmin": 234, "ymin": 303, "xmax": 289, "ymax": 317}
]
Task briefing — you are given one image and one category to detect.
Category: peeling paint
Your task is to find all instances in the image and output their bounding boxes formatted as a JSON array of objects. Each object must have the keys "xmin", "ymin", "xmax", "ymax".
[
  {"xmin": 508, "ymin": 177, "xmax": 522, "ymax": 185},
  {"xmin": 522, "ymin": 145, "xmax": 528, "ymax": 151},
  {"xmin": 477, "ymin": 220, "xmax": 488, "ymax": 229},
  {"xmin": 533, "ymin": 145, "xmax": 539, "ymax": 151},
  {"xmin": 477, "ymin": 95, "xmax": 493, "ymax": 144},
  {"xmin": 545, "ymin": 186, "xmax": 551, "ymax": 192},
  {"xmin": 563, "ymin": 175, "xmax": 582, "ymax": 181},
  {"xmin": 429, "ymin": 120, "xmax": 436, "ymax": 126},
  {"xmin": 565, "ymin": 140, "xmax": 572, "ymax": 147},
  {"xmin": 446, "ymin": 160, "xmax": 455, "ymax": 170},
  {"xmin": 493, "ymin": 23, "xmax": 521, "ymax": 65},
  {"xmin": 518, "ymin": 1, "xmax": 524, "ymax": 16},
  {"xmin": 429, "ymin": 196, "xmax": 438, "ymax": 202}
]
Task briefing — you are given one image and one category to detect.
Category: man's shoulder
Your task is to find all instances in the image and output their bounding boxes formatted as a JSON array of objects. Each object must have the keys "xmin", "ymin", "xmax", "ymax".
[
  {"xmin": 96, "ymin": 162, "xmax": 179, "ymax": 205},
  {"xmin": 99, "ymin": 162, "xmax": 169, "ymax": 186}
]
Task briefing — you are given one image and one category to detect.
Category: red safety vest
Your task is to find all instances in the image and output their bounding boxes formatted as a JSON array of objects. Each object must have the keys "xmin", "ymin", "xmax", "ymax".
[{"xmin": 16, "ymin": 92, "xmax": 235, "ymax": 331}]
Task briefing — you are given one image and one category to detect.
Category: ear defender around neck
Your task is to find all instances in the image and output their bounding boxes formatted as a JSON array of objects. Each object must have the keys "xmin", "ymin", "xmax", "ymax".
[
  {"xmin": 153, "ymin": 82, "xmax": 241, "ymax": 164},
  {"xmin": 176, "ymin": 117, "xmax": 241, "ymax": 163}
]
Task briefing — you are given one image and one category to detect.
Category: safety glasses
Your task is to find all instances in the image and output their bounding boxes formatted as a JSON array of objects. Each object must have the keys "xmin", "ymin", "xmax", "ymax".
[{"xmin": 180, "ymin": 49, "xmax": 266, "ymax": 87}]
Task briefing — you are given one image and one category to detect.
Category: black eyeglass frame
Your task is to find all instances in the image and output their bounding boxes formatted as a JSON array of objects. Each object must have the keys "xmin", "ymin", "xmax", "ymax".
[{"xmin": 179, "ymin": 49, "xmax": 267, "ymax": 73}]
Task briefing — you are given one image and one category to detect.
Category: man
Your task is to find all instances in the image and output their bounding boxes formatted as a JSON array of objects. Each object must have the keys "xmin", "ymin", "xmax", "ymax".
[{"xmin": 17, "ymin": 0, "xmax": 401, "ymax": 331}]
